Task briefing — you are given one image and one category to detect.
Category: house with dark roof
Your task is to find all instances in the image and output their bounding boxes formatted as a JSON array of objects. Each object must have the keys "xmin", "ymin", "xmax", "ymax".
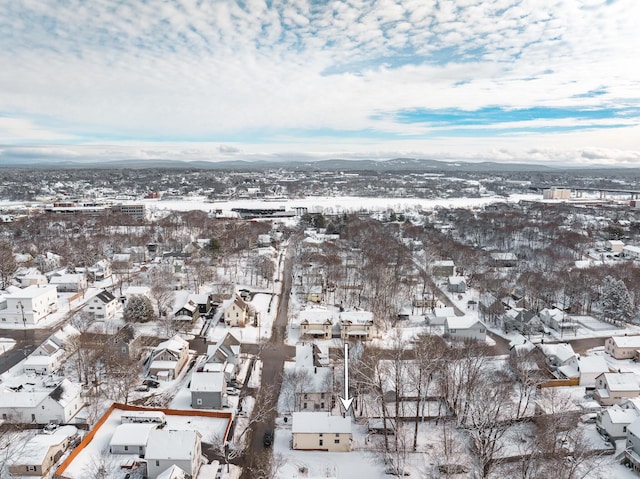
[{"xmin": 88, "ymin": 289, "xmax": 118, "ymax": 320}]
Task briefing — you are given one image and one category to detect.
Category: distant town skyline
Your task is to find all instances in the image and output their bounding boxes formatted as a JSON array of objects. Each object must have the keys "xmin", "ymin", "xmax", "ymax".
[{"xmin": 1, "ymin": 0, "xmax": 639, "ymax": 166}]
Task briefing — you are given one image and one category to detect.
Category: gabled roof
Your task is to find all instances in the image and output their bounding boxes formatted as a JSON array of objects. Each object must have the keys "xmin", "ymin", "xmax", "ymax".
[
  {"xmin": 292, "ymin": 412, "xmax": 352, "ymax": 435},
  {"xmin": 445, "ymin": 316, "xmax": 484, "ymax": 330},
  {"xmin": 610, "ymin": 336, "xmax": 640, "ymax": 349},
  {"xmin": 145, "ymin": 429, "xmax": 201, "ymax": 461},
  {"xmin": 95, "ymin": 290, "xmax": 116, "ymax": 304},
  {"xmin": 157, "ymin": 465, "xmax": 190, "ymax": 479},
  {"xmin": 598, "ymin": 372, "xmax": 639, "ymax": 391},
  {"xmin": 190, "ymin": 371, "xmax": 225, "ymax": 392},
  {"xmin": 109, "ymin": 423, "xmax": 156, "ymax": 447},
  {"xmin": 9, "ymin": 426, "xmax": 77, "ymax": 466}
]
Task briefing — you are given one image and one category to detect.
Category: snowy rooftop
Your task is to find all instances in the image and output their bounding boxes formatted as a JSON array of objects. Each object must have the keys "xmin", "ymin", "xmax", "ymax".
[
  {"xmin": 445, "ymin": 316, "xmax": 482, "ymax": 329},
  {"xmin": 146, "ymin": 429, "xmax": 200, "ymax": 461},
  {"xmin": 9, "ymin": 426, "xmax": 77, "ymax": 466},
  {"xmin": 56, "ymin": 406, "xmax": 231, "ymax": 479},
  {"xmin": 578, "ymin": 356, "xmax": 609, "ymax": 375},
  {"xmin": 4, "ymin": 284, "xmax": 56, "ymax": 299},
  {"xmin": 109, "ymin": 423, "xmax": 156, "ymax": 447},
  {"xmin": 600, "ymin": 372, "xmax": 639, "ymax": 391},
  {"xmin": 540, "ymin": 343, "xmax": 576, "ymax": 362},
  {"xmin": 604, "ymin": 405, "xmax": 638, "ymax": 424},
  {"xmin": 610, "ymin": 336, "xmax": 640, "ymax": 348},
  {"xmin": 190, "ymin": 371, "xmax": 225, "ymax": 392},
  {"xmin": 292, "ymin": 412, "xmax": 352, "ymax": 435}
]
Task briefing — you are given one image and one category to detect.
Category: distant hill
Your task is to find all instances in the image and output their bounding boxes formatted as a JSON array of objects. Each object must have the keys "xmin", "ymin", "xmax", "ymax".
[{"xmin": 0, "ymin": 157, "xmax": 561, "ymax": 172}]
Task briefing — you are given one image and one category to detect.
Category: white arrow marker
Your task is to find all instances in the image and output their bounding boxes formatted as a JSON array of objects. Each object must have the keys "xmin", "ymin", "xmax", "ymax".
[{"xmin": 339, "ymin": 343, "xmax": 354, "ymax": 413}]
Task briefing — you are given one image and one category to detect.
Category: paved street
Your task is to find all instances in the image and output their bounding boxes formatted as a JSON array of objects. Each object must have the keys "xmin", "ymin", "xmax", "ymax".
[{"xmin": 240, "ymin": 244, "xmax": 294, "ymax": 477}]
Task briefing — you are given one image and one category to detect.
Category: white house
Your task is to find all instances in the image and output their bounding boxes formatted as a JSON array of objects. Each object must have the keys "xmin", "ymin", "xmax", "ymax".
[
  {"xmin": 0, "ymin": 285, "xmax": 58, "ymax": 325},
  {"xmin": 426, "ymin": 307, "xmax": 456, "ymax": 326},
  {"xmin": 444, "ymin": 317, "xmax": 486, "ymax": 341},
  {"xmin": 0, "ymin": 378, "xmax": 83, "ymax": 424},
  {"xmin": 558, "ymin": 355, "xmax": 610, "ymax": 387},
  {"xmin": 597, "ymin": 404, "xmax": 639, "ymax": 439},
  {"xmin": 88, "ymin": 290, "xmax": 118, "ymax": 320},
  {"xmin": 144, "ymin": 429, "xmax": 202, "ymax": 479},
  {"xmin": 623, "ymin": 245, "xmax": 640, "ymax": 260},
  {"xmin": 594, "ymin": 372, "xmax": 640, "ymax": 406},
  {"xmin": 13, "ymin": 267, "xmax": 48, "ymax": 287},
  {"xmin": 605, "ymin": 336, "xmax": 640, "ymax": 360},
  {"xmin": 539, "ymin": 343, "xmax": 577, "ymax": 369},
  {"xmin": 49, "ymin": 273, "xmax": 87, "ymax": 293},
  {"xmin": 109, "ymin": 423, "xmax": 157, "ymax": 455},
  {"xmin": 292, "ymin": 412, "xmax": 352, "ymax": 452}
]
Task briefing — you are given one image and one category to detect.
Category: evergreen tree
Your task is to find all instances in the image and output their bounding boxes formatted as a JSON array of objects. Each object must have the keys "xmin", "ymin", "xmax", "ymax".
[
  {"xmin": 123, "ymin": 294, "xmax": 155, "ymax": 323},
  {"xmin": 601, "ymin": 276, "xmax": 634, "ymax": 323}
]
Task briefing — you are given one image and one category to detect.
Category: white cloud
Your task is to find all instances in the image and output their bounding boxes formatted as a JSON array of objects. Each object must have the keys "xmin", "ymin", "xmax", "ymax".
[{"xmin": 0, "ymin": 0, "xmax": 638, "ymax": 164}]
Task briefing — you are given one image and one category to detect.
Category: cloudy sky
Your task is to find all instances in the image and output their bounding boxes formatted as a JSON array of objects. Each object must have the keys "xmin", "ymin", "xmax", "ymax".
[{"xmin": 1, "ymin": 0, "xmax": 639, "ymax": 165}]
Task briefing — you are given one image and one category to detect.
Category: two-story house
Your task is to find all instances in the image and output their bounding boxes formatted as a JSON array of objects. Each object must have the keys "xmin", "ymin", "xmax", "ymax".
[{"xmin": 148, "ymin": 335, "xmax": 190, "ymax": 381}]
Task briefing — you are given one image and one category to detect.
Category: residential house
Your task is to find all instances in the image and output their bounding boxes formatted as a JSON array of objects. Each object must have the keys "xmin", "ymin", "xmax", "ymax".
[
  {"xmin": 49, "ymin": 273, "xmax": 87, "ymax": 293},
  {"xmin": 144, "ymin": 429, "xmax": 202, "ymax": 479},
  {"xmin": 292, "ymin": 412, "xmax": 352, "ymax": 452},
  {"xmin": 426, "ymin": 307, "xmax": 456, "ymax": 326},
  {"xmin": 597, "ymin": 405, "xmax": 639, "ymax": 439},
  {"xmin": 203, "ymin": 332, "xmax": 241, "ymax": 378},
  {"xmin": 625, "ymin": 417, "xmax": 640, "ymax": 470},
  {"xmin": 339, "ymin": 310, "xmax": 375, "ymax": 340},
  {"xmin": 490, "ymin": 252, "xmax": 518, "ymax": 267},
  {"xmin": 623, "ymin": 245, "xmax": 640, "ymax": 260},
  {"xmin": 605, "ymin": 336, "xmax": 640, "ymax": 360},
  {"xmin": 444, "ymin": 317, "xmax": 487, "ymax": 341},
  {"xmin": 594, "ymin": 372, "xmax": 640, "ymax": 406},
  {"xmin": 34, "ymin": 252, "xmax": 62, "ymax": 273},
  {"xmin": 0, "ymin": 378, "xmax": 83, "ymax": 424},
  {"xmin": 109, "ymin": 423, "xmax": 157, "ymax": 455},
  {"xmin": 558, "ymin": 356, "xmax": 610, "ymax": 387},
  {"xmin": 0, "ymin": 285, "xmax": 58, "ymax": 325},
  {"xmin": 447, "ymin": 276, "xmax": 467, "ymax": 293},
  {"xmin": 299, "ymin": 308, "xmax": 335, "ymax": 340},
  {"xmin": 23, "ymin": 347, "xmax": 66, "ymax": 375},
  {"xmin": 505, "ymin": 309, "xmax": 544, "ymax": 336},
  {"xmin": 112, "ymin": 253, "xmax": 133, "ymax": 273},
  {"xmin": 86, "ymin": 259, "xmax": 112, "ymax": 281},
  {"xmin": 157, "ymin": 465, "xmax": 190, "ymax": 479},
  {"xmin": 432, "ymin": 260, "xmax": 455, "ymax": 277},
  {"xmin": 148, "ymin": 335, "xmax": 190, "ymax": 381},
  {"xmin": 88, "ymin": 290, "xmax": 118, "ymax": 320},
  {"xmin": 539, "ymin": 343, "xmax": 577, "ymax": 370},
  {"xmin": 293, "ymin": 344, "xmax": 333, "ymax": 412},
  {"xmin": 190, "ymin": 371, "xmax": 226, "ymax": 409},
  {"xmin": 123, "ymin": 286, "xmax": 152, "ymax": 304},
  {"xmin": 109, "ymin": 324, "xmax": 143, "ymax": 359},
  {"xmin": 221, "ymin": 293, "xmax": 251, "ymax": 327},
  {"xmin": 607, "ymin": 240, "xmax": 625, "ymax": 253},
  {"xmin": 8, "ymin": 426, "xmax": 78, "ymax": 477},
  {"xmin": 173, "ymin": 297, "xmax": 199, "ymax": 322},
  {"xmin": 307, "ymin": 285, "xmax": 324, "ymax": 303},
  {"xmin": 188, "ymin": 293, "xmax": 212, "ymax": 316},
  {"xmin": 13, "ymin": 267, "xmax": 48, "ymax": 287},
  {"xmin": 539, "ymin": 307, "xmax": 579, "ymax": 334},
  {"xmin": 478, "ymin": 292, "xmax": 504, "ymax": 324}
]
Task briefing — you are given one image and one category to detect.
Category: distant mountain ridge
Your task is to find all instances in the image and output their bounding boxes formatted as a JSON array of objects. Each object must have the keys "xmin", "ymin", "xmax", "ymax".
[{"xmin": 0, "ymin": 157, "xmax": 563, "ymax": 172}]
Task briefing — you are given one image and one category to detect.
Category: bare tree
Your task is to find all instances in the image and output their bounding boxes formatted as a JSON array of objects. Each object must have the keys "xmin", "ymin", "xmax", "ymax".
[
  {"xmin": 0, "ymin": 240, "xmax": 16, "ymax": 289},
  {"xmin": 149, "ymin": 269, "xmax": 176, "ymax": 318},
  {"xmin": 102, "ymin": 353, "xmax": 142, "ymax": 405}
]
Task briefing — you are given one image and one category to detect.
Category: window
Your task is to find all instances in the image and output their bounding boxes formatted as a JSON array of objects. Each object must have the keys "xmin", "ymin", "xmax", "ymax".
[
  {"xmin": 26, "ymin": 466, "xmax": 37, "ymax": 471},
  {"xmin": 334, "ymin": 439, "xmax": 340, "ymax": 444},
  {"xmin": 321, "ymin": 393, "xmax": 325, "ymax": 399},
  {"xmin": 303, "ymin": 403, "xmax": 307, "ymax": 409},
  {"xmin": 319, "ymin": 439, "xmax": 323, "ymax": 446},
  {"xmin": 303, "ymin": 394, "xmax": 308, "ymax": 399},
  {"xmin": 124, "ymin": 445, "xmax": 129, "ymax": 451},
  {"xmin": 320, "ymin": 402, "xmax": 325, "ymax": 409},
  {"xmin": 156, "ymin": 460, "xmax": 160, "ymax": 466},
  {"xmin": 196, "ymin": 398, "xmax": 203, "ymax": 405}
]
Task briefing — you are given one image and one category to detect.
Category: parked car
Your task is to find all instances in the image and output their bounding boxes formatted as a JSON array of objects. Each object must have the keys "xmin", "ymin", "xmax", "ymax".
[
  {"xmin": 226, "ymin": 387, "xmax": 240, "ymax": 396},
  {"xmin": 143, "ymin": 379, "xmax": 160, "ymax": 388},
  {"xmin": 135, "ymin": 385, "xmax": 149, "ymax": 392},
  {"xmin": 263, "ymin": 431, "xmax": 273, "ymax": 447}
]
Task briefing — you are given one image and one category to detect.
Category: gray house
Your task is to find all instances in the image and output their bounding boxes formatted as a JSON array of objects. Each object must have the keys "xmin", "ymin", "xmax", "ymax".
[{"xmin": 190, "ymin": 371, "xmax": 226, "ymax": 409}]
